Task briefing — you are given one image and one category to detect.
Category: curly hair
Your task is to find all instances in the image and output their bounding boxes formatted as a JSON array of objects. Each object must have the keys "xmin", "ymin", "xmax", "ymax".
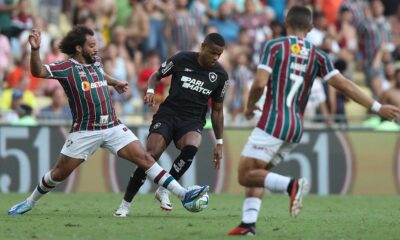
[{"xmin": 59, "ymin": 25, "xmax": 94, "ymax": 55}]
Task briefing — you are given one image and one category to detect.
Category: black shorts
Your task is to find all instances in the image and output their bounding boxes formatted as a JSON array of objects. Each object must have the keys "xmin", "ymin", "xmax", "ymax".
[{"xmin": 149, "ymin": 113, "xmax": 204, "ymax": 145}]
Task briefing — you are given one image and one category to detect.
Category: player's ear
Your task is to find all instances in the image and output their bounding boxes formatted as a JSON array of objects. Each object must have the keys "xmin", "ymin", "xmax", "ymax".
[
  {"xmin": 75, "ymin": 45, "xmax": 82, "ymax": 54},
  {"xmin": 200, "ymin": 42, "xmax": 206, "ymax": 51},
  {"xmin": 306, "ymin": 23, "xmax": 313, "ymax": 33}
]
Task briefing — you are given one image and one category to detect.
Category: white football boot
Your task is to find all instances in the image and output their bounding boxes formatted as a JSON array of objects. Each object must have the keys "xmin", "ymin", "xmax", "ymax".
[
  {"xmin": 155, "ymin": 187, "xmax": 173, "ymax": 211},
  {"xmin": 113, "ymin": 200, "xmax": 131, "ymax": 217}
]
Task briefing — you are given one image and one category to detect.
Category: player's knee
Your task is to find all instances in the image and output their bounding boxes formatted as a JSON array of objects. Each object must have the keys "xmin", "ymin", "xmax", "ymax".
[
  {"xmin": 180, "ymin": 145, "xmax": 198, "ymax": 161},
  {"xmin": 238, "ymin": 172, "xmax": 250, "ymax": 187},
  {"xmin": 142, "ymin": 153, "xmax": 156, "ymax": 169}
]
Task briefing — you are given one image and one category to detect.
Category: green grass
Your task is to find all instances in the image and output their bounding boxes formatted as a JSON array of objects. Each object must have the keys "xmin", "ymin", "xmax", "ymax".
[{"xmin": 1, "ymin": 193, "xmax": 400, "ymax": 240}]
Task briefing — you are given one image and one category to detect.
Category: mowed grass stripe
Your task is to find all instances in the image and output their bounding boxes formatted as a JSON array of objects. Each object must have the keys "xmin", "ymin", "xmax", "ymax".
[{"xmin": 0, "ymin": 193, "xmax": 399, "ymax": 240}]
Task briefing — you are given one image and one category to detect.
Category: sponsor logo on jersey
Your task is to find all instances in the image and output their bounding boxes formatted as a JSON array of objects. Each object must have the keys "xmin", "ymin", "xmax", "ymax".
[
  {"xmin": 153, "ymin": 122, "xmax": 161, "ymax": 129},
  {"xmin": 181, "ymin": 76, "xmax": 212, "ymax": 95},
  {"xmin": 290, "ymin": 44, "xmax": 310, "ymax": 59},
  {"xmin": 209, "ymin": 72, "xmax": 218, "ymax": 82},
  {"xmin": 290, "ymin": 62, "xmax": 307, "ymax": 72},
  {"xmin": 291, "ymin": 44, "xmax": 301, "ymax": 54},
  {"xmin": 184, "ymin": 68, "xmax": 193, "ymax": 72},
  {"xmin": 220, "ymin": 81, "xmax": 229, "ymax": 97},
  {"xmin": 161, "ymin": 61, "xmax": 174, "ymax": 74},
  {"xmin": 81, "ymin": 80, "xmax": 108, "ymax": 91}
]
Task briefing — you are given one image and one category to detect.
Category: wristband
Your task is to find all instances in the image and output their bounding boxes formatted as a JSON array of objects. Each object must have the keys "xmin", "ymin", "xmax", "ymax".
[
  {"xmin": 371, "ymin": 101, "xmax": 382, "ymax": 113},
  {"xmin": 31, "ymin": 47, "xmax": 40, "ymax": 51},
  {"xmin": 146, "ymin": 89, "xmax": 154, "ymax": 94},
  {"xmin": 216, "ymin": 139, "xmax": 223, "ymax": 144}
]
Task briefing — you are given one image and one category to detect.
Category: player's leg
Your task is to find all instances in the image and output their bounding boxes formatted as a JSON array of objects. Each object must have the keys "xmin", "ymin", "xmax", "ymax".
[
  {"xmin": 8, "ymin": 130, "xmax": 99, "ymax": 216},
  {"xmin": 155, "ymin": 131, "xmax": 202, "ymax": 211},
  {"xmin": 228, "ymin": 186, "xmax": 264, "ymax": 236},
  {"xmin": 8, "ymin": 154, "xmax": 84, "ymax": 215},
  {"xmin": 115, "ymin": 133, "xmax": 168, "ymax": 216},
  {"xmin": 106, "ymin": 125, "xmax": 209, "ymax": 213},
  {"xmin": 117, "ymin": 140, "xmax": 208, "ymax": 208}
]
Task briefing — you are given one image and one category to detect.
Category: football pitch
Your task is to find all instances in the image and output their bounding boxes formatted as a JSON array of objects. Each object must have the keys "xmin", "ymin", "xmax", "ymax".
[{"xmin": 0, "ymin": 193, "xmax": 399, "ymax": 240}]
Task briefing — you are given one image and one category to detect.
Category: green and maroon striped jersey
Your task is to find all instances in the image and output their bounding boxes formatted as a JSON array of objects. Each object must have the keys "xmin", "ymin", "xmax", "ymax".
[
  {"xmin": 44, "ymin": 57, "xmax": 120, "ymax": 132},
  {"xmin": 257, "ymin": 36, "xmax": 339, "ymax": 143}
]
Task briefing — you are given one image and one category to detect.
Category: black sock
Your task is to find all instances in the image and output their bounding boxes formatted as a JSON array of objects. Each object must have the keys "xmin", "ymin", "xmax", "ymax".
[
  {"xmin": 123, "ymin": 167, "xmax": 147, "ymax": 202},
  {"xmin": 169, "ymin": 145, "xmax": 197, "ymax": 180},
  {"xmin": 239, "ymin": 222, "xmax": 256, "ymax": 228},
  {"xmin": 286, "ymin": 179, "xmax": 295, "ymax": 195}
]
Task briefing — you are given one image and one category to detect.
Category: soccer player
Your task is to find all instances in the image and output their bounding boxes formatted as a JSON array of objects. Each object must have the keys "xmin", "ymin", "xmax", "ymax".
[
  {"xmin": 227, "ymin": 6, "xmax": 400, "ymax": 236},
  {"xmin": 8, "ymin": 26, "xmax": 209, "ymax": 216},
  {"xmin": 114, "ymin": 33, "xmax": 229, "ymax": 217}
]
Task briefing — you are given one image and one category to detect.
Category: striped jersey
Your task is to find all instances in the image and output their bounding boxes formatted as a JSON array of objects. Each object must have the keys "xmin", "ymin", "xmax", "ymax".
[
  {"xmin": 257, "ymin": 36, "xmax": 339, "ymax": 143},
  {"xmin": 44, "ymin": 57, "xmax": 120, "ymax": 132}
]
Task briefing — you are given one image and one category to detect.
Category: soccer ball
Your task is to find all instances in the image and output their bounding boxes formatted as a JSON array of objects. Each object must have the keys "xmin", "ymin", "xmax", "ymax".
[{"xmin": 185, "ymin": 186, "xmax": 209, "ymax": 213}]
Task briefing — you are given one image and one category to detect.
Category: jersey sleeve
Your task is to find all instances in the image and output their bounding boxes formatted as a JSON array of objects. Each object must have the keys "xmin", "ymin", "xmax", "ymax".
[
  {"xmin": 44, "ymin": 60, "xmax": 72, "ymax": 81},
  {"xmin": 158, "ymin": 53, "xmax": 180, "ymax": 78},
  {"xmin": 211, "ymin": 71, "xmax": 229, "ymax": 103},
  {"xmin": 316, "ymin": 50, "xmax": 339, "ymax": 81},
  {"xmin": 257, "ymin": 40, "xmax": 276, "ymax": 73}
]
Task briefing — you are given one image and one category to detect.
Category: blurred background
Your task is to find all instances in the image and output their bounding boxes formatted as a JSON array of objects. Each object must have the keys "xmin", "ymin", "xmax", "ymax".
[{"xmin": 1, "ymin": 0, "xmax": 400, "ymax": 195}]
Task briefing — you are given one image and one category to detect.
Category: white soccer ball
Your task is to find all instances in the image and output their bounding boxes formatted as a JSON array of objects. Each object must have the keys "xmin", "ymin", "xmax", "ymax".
[{"xmin": 185, "ymin": 186, "xmax": 209, "ymax": 213}]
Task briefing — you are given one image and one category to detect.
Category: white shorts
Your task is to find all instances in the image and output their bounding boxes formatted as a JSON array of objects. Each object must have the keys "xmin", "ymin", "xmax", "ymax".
[
  {"xmin": 61, "ymin": 124, "xmax": 138, "ymax": 160},
  {"xmin": 241, "ymin": 128, "xmax": 297, "ymax": 165}
]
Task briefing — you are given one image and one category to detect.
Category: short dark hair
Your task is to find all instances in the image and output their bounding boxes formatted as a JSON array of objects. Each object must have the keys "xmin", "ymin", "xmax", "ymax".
[
  {"xmin": 204, "ymin": 33, "xmax": 225, "ymax": 47},
  {"xmin": 286, "ymin": 6, "xmax": 312, "ymax": 31},
  {"xmin": 59, "ymin": 25, "xmax": 94, "ymax": 55}
]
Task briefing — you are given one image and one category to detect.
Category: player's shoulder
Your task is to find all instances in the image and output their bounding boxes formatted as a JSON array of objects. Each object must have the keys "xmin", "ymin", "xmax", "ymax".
[
  {"xmin": 212, "ymin": 61, "xmax": 228, "ymax": 77},
  {"xmin": 48, "ymin": 58, "xmax": 74, "ymax": 68},
  {"xmin": 173, "ymin": 51, "xmax": 197, "ymax": 61}
]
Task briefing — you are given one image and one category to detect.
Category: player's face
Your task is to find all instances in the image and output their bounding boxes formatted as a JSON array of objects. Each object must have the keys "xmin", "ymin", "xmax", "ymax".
[
  {"xmin": 81, "ymin": 35, "xmax": 97, "ymax": 64},
  {"xmin": 200, "ymin": 43, "xmax": 224, "ymax": 68}
]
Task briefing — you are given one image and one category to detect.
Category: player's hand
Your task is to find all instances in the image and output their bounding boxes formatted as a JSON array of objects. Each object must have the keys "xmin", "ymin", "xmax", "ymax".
[
  {"xmin": 378, "ymin": 105, "xmax": 400, "ymax": 121},
  {"xmin": 113, "ymin": 80, "xmax": 129, "ymax": 94},
  {"xmin": 144, "ymin": 93, "xmax": 155, "ymax": 106},
  {"xmin": 244, "ymin": 105, "xmax": 261, "ymax": 120},
  {"xmin": 213, "ymin": 144, "xmax": 223, "ymax": 169},
  {"xmin": 29, "ymin": 29, "xmax": 41, "ymax": 49}
]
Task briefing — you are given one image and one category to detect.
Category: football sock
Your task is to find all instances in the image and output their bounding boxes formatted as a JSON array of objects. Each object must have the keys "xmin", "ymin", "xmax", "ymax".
[
  {"xmin": 169, "ymin": 145, "xmax": 197, "ymax": 180},
  {"xmin": 286, "ymin": 179, "xmax": 295, "ymax": 195},
  {"xmin": 27, "ymin": 171, "xmax": 60, "ymax": 205},
  {"xmin": 242, "ymin": 197, "xmax": 261, "ymax": 224},
  {"xmin": 123, "ymin": 167, "xmax": 147, "ymax": 203},
  {"xmin": 264, "ymin": 172, "xmax": 291, "ymax": 192},
  {"xmin": 146, "ymin": 163, "xmax": 186, "ymax": 200}
]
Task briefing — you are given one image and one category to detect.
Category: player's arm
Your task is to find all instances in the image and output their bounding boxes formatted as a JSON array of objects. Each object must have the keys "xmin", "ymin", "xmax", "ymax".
[
  {"xmin": 103, "ymin": 73, "xmax": 128, "ymax": 94},
  {"xmin": 245, "ymin": 68, "xmax": 270, "ymax": 120},
  {"xmin": 328, "ymin": 73, "xmax": 400, "ymax": 120},
  {"xmin": 29, "ymin": 29, "xmax": 50, "ymax": 78},
  {"xmin": 211, "ymin": 100, "xmax": 224, "ymax": 169},
  {"xmin": 144, "ymin": 71, "xmax": 162, "ymax": 106}
]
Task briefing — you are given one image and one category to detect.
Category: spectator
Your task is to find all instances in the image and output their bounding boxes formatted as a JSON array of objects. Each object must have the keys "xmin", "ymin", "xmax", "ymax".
[
  {"xmin": 1, "ymin": 89, "xmax": 22, "ymax": 123},
  {"xmin": 12, "ymin": 103, "xmax": 38, "ymax": 126},
  {"xmin": 0, "ymin": 0, "xmax": 17, "ymax": 38},
  {"xmin": 103, "ymin": 43, "xmax": 135, "ymax": 115},
  {"xmin": 5, "ymin": 51, "xmax": 42, "ymax": 94},
  {"xmin": 228, "ymin": 51, "xmax": 252, "ymax": 123},
  {"xmin": 137, "ymin": 50, "xmax": 169, "ymax": 118},
  {"xmin": 165, "ymin": 0, "xmax": 199, "ymax": 54},
  {"xmin": 38, "ymin": 87, "xmax": 71, "ymax": 122},
  {"xmin": 209, "ymin": 2, "xmax": 240, "ymax": 43}
]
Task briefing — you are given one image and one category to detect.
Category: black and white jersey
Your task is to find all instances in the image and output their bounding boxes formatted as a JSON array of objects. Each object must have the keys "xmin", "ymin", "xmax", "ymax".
[{"xmin": 157, "ymin": 51, "xmax": 229, "ymax": 120}]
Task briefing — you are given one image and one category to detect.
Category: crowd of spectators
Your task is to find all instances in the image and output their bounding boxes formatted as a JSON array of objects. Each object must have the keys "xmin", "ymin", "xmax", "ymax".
[{"xmin": 0, "ymin": 0, "xmax": 399, "ymax": 127}]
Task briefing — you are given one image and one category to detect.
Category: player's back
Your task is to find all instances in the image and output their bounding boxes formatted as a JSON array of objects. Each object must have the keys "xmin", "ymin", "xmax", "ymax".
[{"xmin": 257, "ymin": 36, "xmax": 337, "ymax": 143}]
